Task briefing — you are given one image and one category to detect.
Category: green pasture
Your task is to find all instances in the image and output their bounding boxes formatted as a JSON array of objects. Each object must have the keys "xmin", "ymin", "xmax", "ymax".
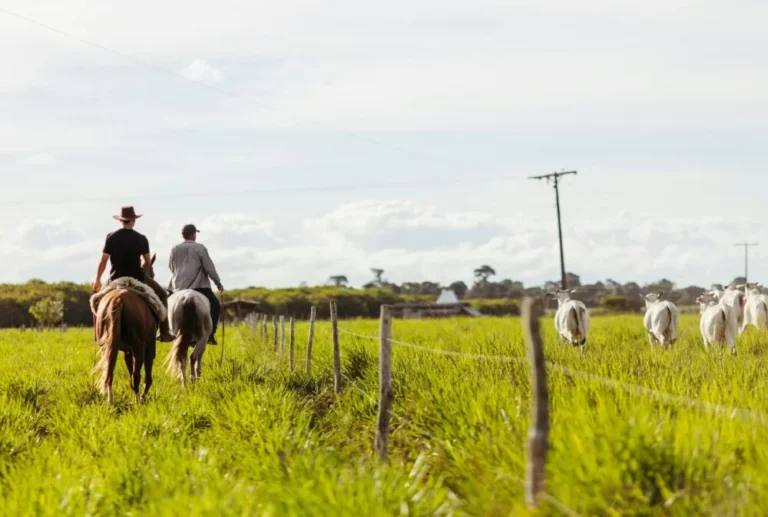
[{"xmin": 1, "ymin": 314, "xmax": 767, "ymax": 516}]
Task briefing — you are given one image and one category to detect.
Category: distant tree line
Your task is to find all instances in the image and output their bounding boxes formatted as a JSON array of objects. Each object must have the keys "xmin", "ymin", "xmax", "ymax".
[{"xmin": 0, "ymin": 267, "xmax": 740, "ymax": 328}]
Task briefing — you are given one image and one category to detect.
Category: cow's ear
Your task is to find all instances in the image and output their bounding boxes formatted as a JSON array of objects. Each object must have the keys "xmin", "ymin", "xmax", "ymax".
[{"xmin": 151, "ymin": 253, "xmax": 157, "ymax": 265}]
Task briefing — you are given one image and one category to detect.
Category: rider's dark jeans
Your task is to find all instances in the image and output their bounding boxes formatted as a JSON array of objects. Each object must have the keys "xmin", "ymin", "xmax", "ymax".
[
  {"xmin": 194, "ymin": 288, "xmax": 220, "ymax": 337},
  {"xmin": 141, "ymin": 274, "xmax": 172, "ymax": 336}
]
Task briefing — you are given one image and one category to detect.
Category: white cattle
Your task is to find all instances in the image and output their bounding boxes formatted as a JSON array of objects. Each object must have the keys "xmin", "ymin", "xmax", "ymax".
[
  {"xmin": 742, "ymin": 282, "xmax": 768, "ymax": 333},
  {"xmin": 697, "ymin": 293, "xmax": 739, "ymax": 353},
  {"xmin": 708, "ymin": 284, "xmax": 746, "ymax": 333},
  {"xmin": 641, "ymin": 292, "xmax": 679, "ymax": 347},
  {"xmin": 549, "ymin": 289, "xmax": 590, "ymax": 349}
]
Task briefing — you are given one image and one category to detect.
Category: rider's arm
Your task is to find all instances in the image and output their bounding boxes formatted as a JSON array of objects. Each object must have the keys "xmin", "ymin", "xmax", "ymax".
[
  {"xmin": 94, "ymin": 234, "xmax": 111, "ymax": 291},
  {"xmin": 95, "ymin": 253, "xmax": 109, "ymax": 286},
  {"xmin": 168, "ymin": 247, "xmax": 175, "ymax": 274},
  {"xmin": 199, "ymin": 245, "xmax": 223, "ymax": 290},
  {"xmin": 140, "ymin": 235, "xmax": 151, "ymax": 273}
]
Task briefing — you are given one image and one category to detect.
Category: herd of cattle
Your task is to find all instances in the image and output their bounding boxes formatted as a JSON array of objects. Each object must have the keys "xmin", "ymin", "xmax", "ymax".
[{"xmin": 548, "ymin": 284, "xmax": 768, "ymax": 353}]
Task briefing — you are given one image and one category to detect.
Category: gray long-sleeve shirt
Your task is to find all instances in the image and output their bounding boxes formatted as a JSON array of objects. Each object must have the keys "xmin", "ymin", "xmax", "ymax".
[{"xmin": 168, "ymin": 241, "xmax": 222, "ymax": 291}]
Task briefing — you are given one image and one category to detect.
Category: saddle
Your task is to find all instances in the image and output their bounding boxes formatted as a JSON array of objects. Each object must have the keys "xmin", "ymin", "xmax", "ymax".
[{"xmin": 90, "ymin": 277, "xmax": 167, "ymax": 324}]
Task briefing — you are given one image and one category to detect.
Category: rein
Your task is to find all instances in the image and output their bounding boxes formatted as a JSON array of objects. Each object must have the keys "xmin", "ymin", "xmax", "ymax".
[{"xmin": 219, "ymin": 291, "xmax": 225, "ymax": 365}]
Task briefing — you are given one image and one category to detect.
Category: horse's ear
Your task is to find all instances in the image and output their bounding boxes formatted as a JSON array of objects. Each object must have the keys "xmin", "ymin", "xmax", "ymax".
[{"xmin": 151, "ymin": 253, "xmax": 156, "ymax": 265}]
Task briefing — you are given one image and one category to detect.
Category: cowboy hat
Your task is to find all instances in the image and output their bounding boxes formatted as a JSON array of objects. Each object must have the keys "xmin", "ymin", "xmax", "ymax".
[{"xmin": 113, "ymin": 206, "xmax": 143, "ymax": 222}]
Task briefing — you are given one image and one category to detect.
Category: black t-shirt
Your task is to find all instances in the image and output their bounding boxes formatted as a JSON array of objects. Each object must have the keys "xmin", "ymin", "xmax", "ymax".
[{"xmin": 102, "ymin": 229, "xmax": 150, "ymax": 281}]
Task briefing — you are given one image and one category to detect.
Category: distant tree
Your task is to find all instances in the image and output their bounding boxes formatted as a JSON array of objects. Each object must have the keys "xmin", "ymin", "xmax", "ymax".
[
  {"xmin": 565, "ymin": 272, "xmax": 581, "ymax": 288},
  {"xmin": 473, "ymin": 265, "xmax": 496, "ymax": 283},
  {"xmin": 29, "ymin": 293, "xmax": 64, "ymax": 327},
  {"xmin": 449, "ymin": 281, "xmax": 469, "ymax": 299},
  {"xmin": 498, "ymin": 279, "xmax": 524, "ymax": 298},
  {"xmin": 419, "ymin": 281, "xmax": 441, "ymax": 296},
  {"xmin": 327, "ymin": 276, "xmax": 349, "ymax": 288},
  {"xmin": 371, "ymin": 268, "xmax": 385, "ymax": 285},
  {"xmin": 657, "ymin": 278, "xmax": 675, "ymax": 291}
]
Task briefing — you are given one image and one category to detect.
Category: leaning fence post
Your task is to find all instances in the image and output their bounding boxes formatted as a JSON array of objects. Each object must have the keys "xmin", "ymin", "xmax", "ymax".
[
  {"xmin": 280, "ymin": 315, "xmax": 286, "ymax": 353},
  {"xmin": 289, "ymin": 317, "xmax": 296, "ymax": 371},
  {"xmin": 330, "ymin": 301, "xmax": 342, "ymax": 394},
  {"xmin": 305, "ymin": 306, "xmax": 316, "ymax": 374},
  {"xmin": 373, "ymin": 305, "xmax": 393, "ymax": 460},
  {"xmin": 272, "ymin": 316, "xmax": 278, "ymax": 352},
  {"xmin": 522, "ymin": 296, "xmax": 549, "ymax": 509}
]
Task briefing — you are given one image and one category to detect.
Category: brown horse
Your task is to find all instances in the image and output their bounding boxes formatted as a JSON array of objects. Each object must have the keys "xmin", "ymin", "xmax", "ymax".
[{"xmin": 93, "ymin": 255, "xmax": 159, "ymax": 404}]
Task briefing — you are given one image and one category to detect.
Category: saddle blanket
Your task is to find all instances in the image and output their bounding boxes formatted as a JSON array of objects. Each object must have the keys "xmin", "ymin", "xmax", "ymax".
[{"xmin": 89, "ymin": 277, "xmax": 167, "ymax": 324}]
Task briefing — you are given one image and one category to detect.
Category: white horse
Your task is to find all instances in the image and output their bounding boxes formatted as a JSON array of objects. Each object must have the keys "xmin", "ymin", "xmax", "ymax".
[{"xmin": 165, "ymin": 289, "xmax": 212, "ymax": 385}]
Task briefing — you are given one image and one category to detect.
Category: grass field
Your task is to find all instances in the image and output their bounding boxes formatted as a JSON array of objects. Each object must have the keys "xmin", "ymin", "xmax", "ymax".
[{"xmin": 1, "ymin": 313, "xmax": 768, "ymax": 516}]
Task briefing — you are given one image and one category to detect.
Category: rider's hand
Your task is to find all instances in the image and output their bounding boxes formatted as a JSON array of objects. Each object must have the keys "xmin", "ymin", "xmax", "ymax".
[
  {"xmin": 217, "ymin": 284, "xmax": 224, "ymax": 293},
  {"xmin": 93, "ymin": 279, "xmax": 102, "ymax": 293}
]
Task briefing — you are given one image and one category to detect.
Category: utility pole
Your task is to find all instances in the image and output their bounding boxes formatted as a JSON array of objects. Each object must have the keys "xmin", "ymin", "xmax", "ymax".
[
  {"xmin": 529, "ymin": 170, "xmax": 578, "ymax": 290},
  {"xmin": 735, "ymin": 242, "xmax": 758, "ymax": 283}
]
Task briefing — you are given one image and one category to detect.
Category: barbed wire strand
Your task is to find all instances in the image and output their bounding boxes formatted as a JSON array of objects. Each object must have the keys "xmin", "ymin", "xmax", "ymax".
[
  {"xmin": 541, "ymin": 492, "xmax": 583, "ymax": 517},
  {"xmin": 335, "ymin": 325, "xmax": 768, "ymax": 425}
]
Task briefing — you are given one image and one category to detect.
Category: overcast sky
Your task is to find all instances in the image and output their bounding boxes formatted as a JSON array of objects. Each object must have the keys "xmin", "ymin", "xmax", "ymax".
[{"xmin": 1, "ymin": 1, "xmax": 767, "ymax": 289}]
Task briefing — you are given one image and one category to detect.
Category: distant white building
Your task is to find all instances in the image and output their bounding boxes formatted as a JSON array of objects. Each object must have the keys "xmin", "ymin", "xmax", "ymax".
[
  {"xmin": 390, "ymin": 288, "xmax": 482, "ymax": 318},
  {"xmin": 436, "ymin": 289, "xmax": 459, "ymax": 304}
]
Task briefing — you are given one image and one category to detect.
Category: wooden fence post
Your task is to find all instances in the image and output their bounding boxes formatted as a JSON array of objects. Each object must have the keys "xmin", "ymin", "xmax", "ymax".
[
  {"xmin": 250, "ymin": 313, "xmax": 258, "ymax": 334},
  {"xmin": 330, "ymin": 301, "xmax": 342, "ymax": 394},
  {"xmin": 305, "ymin": 306, "xmax": 316, "ymax": 374},
  {"xmin": 289, "ymin": 317, "xmax": 296, "ymax": 371},
  {"xmin": 280, "ymin": 315, "xmax": 286, "ymax": 353},
  {"xmin": 522, "ymin": 296, "xmax": 549, "ymax": 509},
  {"xmin": 262, "ymin": 314, "xmax": 268, "ymax": 341},
  {"xmin": 272, "ymin": 316, "xmax": 278, "ymax": 352},
  {"xmin": 373, "ymin": 305, "xmax": 393, "ymax": 460}
]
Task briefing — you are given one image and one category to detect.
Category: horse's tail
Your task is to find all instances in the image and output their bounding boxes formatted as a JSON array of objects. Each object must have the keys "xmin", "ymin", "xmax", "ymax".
[
  {"xmin": 167, "ymin": 297, "xmax": 198, "ymax": 380},
  {"xmin": 95, "ymin": 294, "xmax": 122, "ymax": 393}
]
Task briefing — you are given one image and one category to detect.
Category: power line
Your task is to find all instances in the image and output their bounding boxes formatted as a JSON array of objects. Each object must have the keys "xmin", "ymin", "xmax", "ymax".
[
  {"xmin": 0, "ymin": 174, "xmax": 522, "ymax": 208},
  {"xmin": 528, "ymin": 170, "xmax": 578, "ymax": 290},
  {"xmin": 0, "ymin": 7, "xmax": 468, "ymax": 166}
]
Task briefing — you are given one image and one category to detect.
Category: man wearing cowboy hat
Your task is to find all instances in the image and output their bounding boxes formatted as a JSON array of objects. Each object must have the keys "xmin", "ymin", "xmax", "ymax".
[
  {"xmin": 168, "ymin": 223, "xmax": 224, "ymax": 344},
  {"xmin": 93, "ymin": 206, "xmax": 175, "ymax": 342}
]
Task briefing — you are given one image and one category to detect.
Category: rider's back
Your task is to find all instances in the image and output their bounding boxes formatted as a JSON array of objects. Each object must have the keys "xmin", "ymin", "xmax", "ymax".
[{"xmin": 103, "ymin": 228, "xmax": 149, "ymax": 281}]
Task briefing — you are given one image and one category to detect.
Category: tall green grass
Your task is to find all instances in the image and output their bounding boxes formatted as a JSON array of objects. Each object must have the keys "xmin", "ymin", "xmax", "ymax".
[{"xmin": 1, "ymin": 315, "xmax": 768, "ymax": 516}]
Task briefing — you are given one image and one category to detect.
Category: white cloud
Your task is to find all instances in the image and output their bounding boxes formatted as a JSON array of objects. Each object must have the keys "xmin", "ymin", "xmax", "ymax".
[
  {"xmin": 180, "ymin": 59, "xmax": 223, "ymax": 83},
  {"xmin": 17, "ymin": 153, "xmax": 56, "ymax": 166},
  {"xmin": 1, "ymin": 1, "xmax": 767, "ymax": 288},
  {"xmin": 5, "ymin": 202, "xmax": 758, "ymax": 289}
]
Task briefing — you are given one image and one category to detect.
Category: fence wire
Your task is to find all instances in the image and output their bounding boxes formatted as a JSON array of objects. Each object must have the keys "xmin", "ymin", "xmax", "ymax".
[{"xmin": 335, "ymin": 325, "xmax": 768, "ymax": 426}]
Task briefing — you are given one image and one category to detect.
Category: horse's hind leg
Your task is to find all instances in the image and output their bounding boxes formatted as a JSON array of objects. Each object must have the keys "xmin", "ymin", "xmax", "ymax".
[
  {"xmin": 141, "ymin": 354, "xmax": 154, "ymax": 403},
  {"xmin": 120, "ymin": 352, "xmax": 135, "ymax": 402},
  {"xmin": 190, "ymin": 352, "xmax": 198, "ymax": 382},
  {"xmin": 180, "ymin": 353, "xmax": 188, "ymax": 387},
  {"xmin": 194, "ymin": 352, "xmax": 203, "ymax": 380},
  {"xmin": 132, "ymin": 355, "xmax": 144, "ymax": 404}
]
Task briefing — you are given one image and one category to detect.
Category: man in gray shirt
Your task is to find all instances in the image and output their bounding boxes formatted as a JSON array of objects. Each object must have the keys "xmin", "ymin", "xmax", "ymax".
[{"xmin": 168, "ymin": 224, "xmax": 224, "ymax": 344}]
